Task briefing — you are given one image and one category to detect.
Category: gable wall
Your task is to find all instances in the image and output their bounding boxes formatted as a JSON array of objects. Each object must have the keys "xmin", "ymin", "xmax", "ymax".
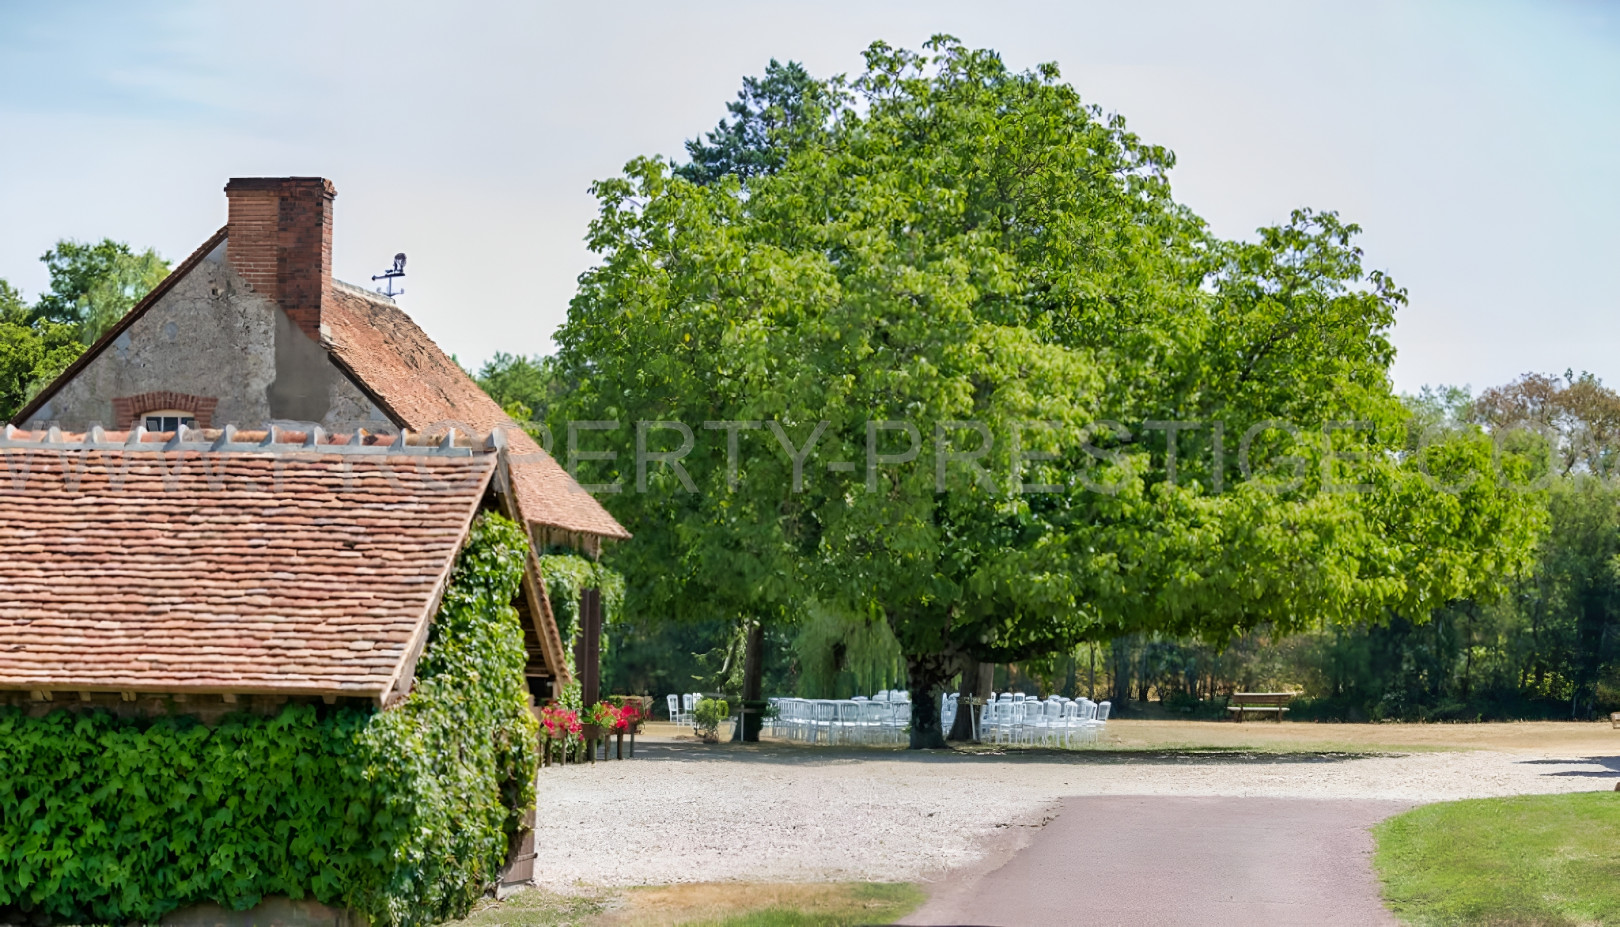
[{"xmin": 28, "ymin": 243, "xmax": 392, "ymax": 433}]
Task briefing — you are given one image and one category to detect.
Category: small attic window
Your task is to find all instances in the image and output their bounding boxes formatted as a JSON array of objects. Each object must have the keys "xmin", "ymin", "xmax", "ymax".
[{"xmin": 142, "ymin": 410, "xmax": 196, "ymax": 434}]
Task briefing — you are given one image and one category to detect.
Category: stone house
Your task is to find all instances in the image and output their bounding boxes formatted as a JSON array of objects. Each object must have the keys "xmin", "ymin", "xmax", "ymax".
[{"xmin": 2, "ymin": 176, "xmax": 628, "ymax": 712}]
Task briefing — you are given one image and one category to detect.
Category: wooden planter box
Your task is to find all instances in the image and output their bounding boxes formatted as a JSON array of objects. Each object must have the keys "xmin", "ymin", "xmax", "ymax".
[{"xmin": 581, "ymin": 721, "xmax": 641, "ymax": 760}]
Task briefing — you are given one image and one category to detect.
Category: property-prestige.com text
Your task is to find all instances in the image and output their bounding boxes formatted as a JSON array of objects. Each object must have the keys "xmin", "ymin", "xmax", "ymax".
[
  {"xmin": 0, "ymin": 418, "xmax": 1570, "ymax": 496},
  {"xmin": 527, "ymin": 418, "xmax": 1556, "ymax": 497}
]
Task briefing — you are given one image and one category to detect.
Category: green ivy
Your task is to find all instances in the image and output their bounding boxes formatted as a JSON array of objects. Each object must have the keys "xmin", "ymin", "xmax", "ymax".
[
  {"xmin": 0, "ymin": 513, "xmax": 539, "ymax": 926},
  {"xmin": 534, "ymin": 551, "xmax": 624, "ymax": 685}
]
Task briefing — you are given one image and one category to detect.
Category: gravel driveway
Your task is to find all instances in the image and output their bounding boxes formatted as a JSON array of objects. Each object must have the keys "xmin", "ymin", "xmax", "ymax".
[{"xmin": 531, "ymin": 740, "xmax": 1616, "ymax": 890}]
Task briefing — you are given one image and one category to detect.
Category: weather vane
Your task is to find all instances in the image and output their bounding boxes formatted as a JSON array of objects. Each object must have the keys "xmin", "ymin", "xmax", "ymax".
[{"xmin": 372, "ymin": 253, "xmax": 406, "ymax": 298}]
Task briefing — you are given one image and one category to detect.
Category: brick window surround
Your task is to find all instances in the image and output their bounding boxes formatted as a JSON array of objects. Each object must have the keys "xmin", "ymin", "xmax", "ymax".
[{"xmin": 112, "ymin": 392, "xmax": 219, "ymax": 430}]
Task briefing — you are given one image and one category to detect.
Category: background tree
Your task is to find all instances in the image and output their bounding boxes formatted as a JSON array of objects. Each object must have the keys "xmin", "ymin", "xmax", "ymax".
[
  {"xmin": 1472, "ymin": 371, "xmax": 1620, "ymax": 478},
  {"xmin": 675, "ymin": 60, "xmax": 833, "ymax": 186},
  {"xmin": 0, "ymin": 238, "xmax": 169, "ymax": 421},
  {"xmin": 32, "ymin": 238, "xmax": 169, "ymax": 343},
  {"xmin": 0, "ymin": 281, "xmax": 82, "ymax": 420},
  {"xmin": 475, "ymin": 352, "xmax": 563, "ymax": 435}
]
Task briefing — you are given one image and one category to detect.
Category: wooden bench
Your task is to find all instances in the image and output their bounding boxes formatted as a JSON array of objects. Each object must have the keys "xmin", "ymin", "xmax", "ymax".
[{"xmin": 1226, "ymin": 692, "xmax": 1294, "ymax": 722}]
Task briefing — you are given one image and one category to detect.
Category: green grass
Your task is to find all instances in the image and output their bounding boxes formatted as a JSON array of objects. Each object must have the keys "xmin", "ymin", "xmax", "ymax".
[
  {"xmin": 1375, "ymin": 792, "xmax": 1620, "ymax": 926},
  {"xmin": 682, "ymin": 883, "xmax": 923, "ymax": 926},
  {"xmin": 449, "ymin": 888, "xmax": 610, "ymax": 926},
  {"xmin": 447, "ymin": 882, "xmax": 921, "ymax": 927}
]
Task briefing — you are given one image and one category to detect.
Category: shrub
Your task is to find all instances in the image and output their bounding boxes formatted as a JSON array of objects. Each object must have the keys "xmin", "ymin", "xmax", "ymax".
[
  {"xmin": 0, "ymin": 513, "xmax": 539, "ymax": 926},
  {"xmin": 693, "ymin": 697, "xmax": 730, "ymax": 739}
]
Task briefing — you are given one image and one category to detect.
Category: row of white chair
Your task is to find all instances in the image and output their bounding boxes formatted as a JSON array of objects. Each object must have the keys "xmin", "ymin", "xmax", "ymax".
[
  {"xmin": 768, "ymin": 697, "xmax": 911, "ymax": 745},
  {"xmin": 666, "ymin": 693, "xmax": 702, "ymax": 728},
  {"xmin": 941, "ymin": 693, "xmax": 1111, "ymax": 746}
]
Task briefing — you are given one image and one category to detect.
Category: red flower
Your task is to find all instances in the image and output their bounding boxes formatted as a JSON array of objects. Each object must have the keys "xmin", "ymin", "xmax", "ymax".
[{"xmin": 540, "ymin": 705, "xmax": 581, "ymax": 738}]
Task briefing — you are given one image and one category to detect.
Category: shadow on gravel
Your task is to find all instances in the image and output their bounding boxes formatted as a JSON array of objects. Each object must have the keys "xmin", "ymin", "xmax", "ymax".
[
  {"xmin": 1518, "ymin": 755, "xmax": 1620, "ymax": 777},
  {"xmin": 627, "ymin": 741, "xmax": 1396, "ymax": 767}
]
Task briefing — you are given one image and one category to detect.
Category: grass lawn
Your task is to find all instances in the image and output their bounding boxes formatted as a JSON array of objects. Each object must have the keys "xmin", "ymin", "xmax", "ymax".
[
  {"xmin": 451, "ymin": 882, "xmax": 922, "ymax": 926},
  {"xmin": 1375, "ymin": 791, "xmax": 1620, "ymax": 926},
  {"xmin": 722, "ymin": 718, "xmax": 1616, "ymax": 757}
]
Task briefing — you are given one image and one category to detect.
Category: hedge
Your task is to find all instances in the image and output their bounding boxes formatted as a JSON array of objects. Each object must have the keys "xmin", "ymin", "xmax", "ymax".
[{"xmin": 0, "ymin": 513, "xmax": 541, "ymax": 926}]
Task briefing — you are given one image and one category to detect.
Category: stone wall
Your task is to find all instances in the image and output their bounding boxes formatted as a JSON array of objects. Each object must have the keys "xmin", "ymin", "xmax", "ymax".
[{"xmin": 28, "ymin": 242, "xmax": 391, "ymax": 433}]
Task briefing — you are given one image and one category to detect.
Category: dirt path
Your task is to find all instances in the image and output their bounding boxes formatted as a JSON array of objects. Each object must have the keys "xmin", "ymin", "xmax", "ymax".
[{"xmin": 901, "ymin": 796, "xmax": 1410, "ymax": 927}]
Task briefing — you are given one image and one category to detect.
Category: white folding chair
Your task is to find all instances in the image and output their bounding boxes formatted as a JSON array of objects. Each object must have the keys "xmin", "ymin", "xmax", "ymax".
[
  {"xmin": 783, "ymin": 699, "xmax": 806, "ymax": 741},
  {"xmin": 666, "ymin": 693, "xmax": 682, "ymax": 725},
  {"xmin": 1075, "ymin": 699, "xmax": 1100, "ymax": 743},
  {"xmin": 1090, "ymin": 700, "xmax": 1111, "ymax": 741},
  {"xmin": 682, "ymin": 693, "xmax": 699, "ymax": 730},
  {"xmin": 834, "ymin": 700, "xmax": 863, "ymax": 744},
  {"xmin": 1035, "ymin": 699, "xmax": 1063, "ymax": 745},
  {"xmin": 889, "ymin": 699, "xmax": 910, "ymax": 744},
  {"xmin": 1057, "ymin": 699, "xmax": 1080, "ymax": 747},
  {"xmin": 857, "ymin": 699, "xmax": 887, "ymax": 745},
  {"xmin": 809, "ymin": 700, "xmax": 837, "ymax": 744}
]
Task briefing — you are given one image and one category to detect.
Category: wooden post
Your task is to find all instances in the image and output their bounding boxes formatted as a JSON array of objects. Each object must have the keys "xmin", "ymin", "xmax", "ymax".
[{"xmin": 576, "ymin": 588, "xmax": 603, "ymax": 709}]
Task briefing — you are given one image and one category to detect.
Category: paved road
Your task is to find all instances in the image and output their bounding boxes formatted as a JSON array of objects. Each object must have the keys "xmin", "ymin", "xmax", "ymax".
[{"xmin": 901, "ymin": 796, "xmax": 1411, "ymax": 927}]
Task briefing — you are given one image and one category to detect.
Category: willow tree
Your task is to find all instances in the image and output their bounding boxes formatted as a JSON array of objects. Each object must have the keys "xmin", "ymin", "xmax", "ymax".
[{"xmin": 556, "ymin": 37, "xmax": 1545, "ymax": 747}]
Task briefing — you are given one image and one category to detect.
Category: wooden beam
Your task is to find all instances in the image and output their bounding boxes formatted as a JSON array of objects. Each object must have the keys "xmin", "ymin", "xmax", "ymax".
[
  {"xmin": 29, "ymin": 689, "xmax": 51, "ymax": 702},
  {"xmin": 525, "ymin": 549, "xmax": 572, "ymax": 688}
]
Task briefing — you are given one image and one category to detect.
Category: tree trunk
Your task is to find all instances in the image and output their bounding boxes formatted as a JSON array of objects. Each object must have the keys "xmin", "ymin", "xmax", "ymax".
[
  {"xmin": 1574, "ymin": 595, "xmax": 1606, "ymax": 720},
  {"xmin": 734, "ymin": 617, "xmax": 765, "ymax": 742},
  {"xmin": 1462, "ymin": 604, "xmax": 1476, "ymax": 701},
  {"xmin": 1112, "ymin": 638, "xmax": 1132, "ymax": 706},
  {"xmin": 1136, "ymin": 639, "xmax": 1151, "ymax": 703},
  {"xmin": 1088, "ymin": 645, "xmax": 1096, "ymax": 701},
  {"xmin": 905, "ymin": 652, "xmax": 954, "ymax": 749},
  {"xmin": 742, "ymin": 618, "xmax": 764, "ymax": 701},
  {"xmin": 947, "ymin": 658, "xmax": 991, "ymax": 742}
]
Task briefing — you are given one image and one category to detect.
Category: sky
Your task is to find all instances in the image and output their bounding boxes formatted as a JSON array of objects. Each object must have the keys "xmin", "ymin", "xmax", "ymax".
[{"xmin": 0, "ymin": 0, "xmax": 1614, "ymax": 394}]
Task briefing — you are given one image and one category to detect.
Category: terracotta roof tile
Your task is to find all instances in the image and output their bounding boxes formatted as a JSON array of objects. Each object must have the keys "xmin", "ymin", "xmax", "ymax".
[
  {"xmin": 322, "ymin": 282, "xmax": 629, "ymax": 540},
  {"xmin": 0, "ymin": 437, "xmax": 494, "ymax": 697}
]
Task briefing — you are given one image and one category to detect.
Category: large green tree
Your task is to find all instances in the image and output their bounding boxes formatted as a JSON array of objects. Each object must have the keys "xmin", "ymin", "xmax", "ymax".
[{"xmin": 556, "ymin": 37, "xmax": 1545, "ymax": 746}]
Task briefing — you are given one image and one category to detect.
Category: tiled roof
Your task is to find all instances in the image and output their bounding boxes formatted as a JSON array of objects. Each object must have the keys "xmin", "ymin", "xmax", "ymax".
[
  {"xmin": 323, "ymin": 282, "xmax": 630, "ymax": 540},
  {"xmin": 0, "ymin": 428, "xmax": 494, "ymax": 697}
]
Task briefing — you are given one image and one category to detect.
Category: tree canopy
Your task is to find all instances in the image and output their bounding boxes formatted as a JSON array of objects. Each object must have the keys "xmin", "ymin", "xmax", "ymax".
[{"xmin": 553, "ymin": 37, "xmax": 1547, "ymax": 745}]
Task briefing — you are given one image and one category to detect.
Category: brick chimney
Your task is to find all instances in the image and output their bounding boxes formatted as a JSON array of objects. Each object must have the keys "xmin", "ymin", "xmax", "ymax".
[{"xmin": 224, "ymin": 177, "xmax": 336, "ymax": 341}]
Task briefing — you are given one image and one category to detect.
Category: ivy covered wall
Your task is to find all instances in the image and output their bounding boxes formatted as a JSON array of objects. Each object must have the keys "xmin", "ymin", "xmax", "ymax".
[
  {"xmin": 0, "ymin": 513, "xmax": 540, "ymax": 926},
  {"xmin": 535, "ymin": 550, "xmax": 624, "ymax": 700}
]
